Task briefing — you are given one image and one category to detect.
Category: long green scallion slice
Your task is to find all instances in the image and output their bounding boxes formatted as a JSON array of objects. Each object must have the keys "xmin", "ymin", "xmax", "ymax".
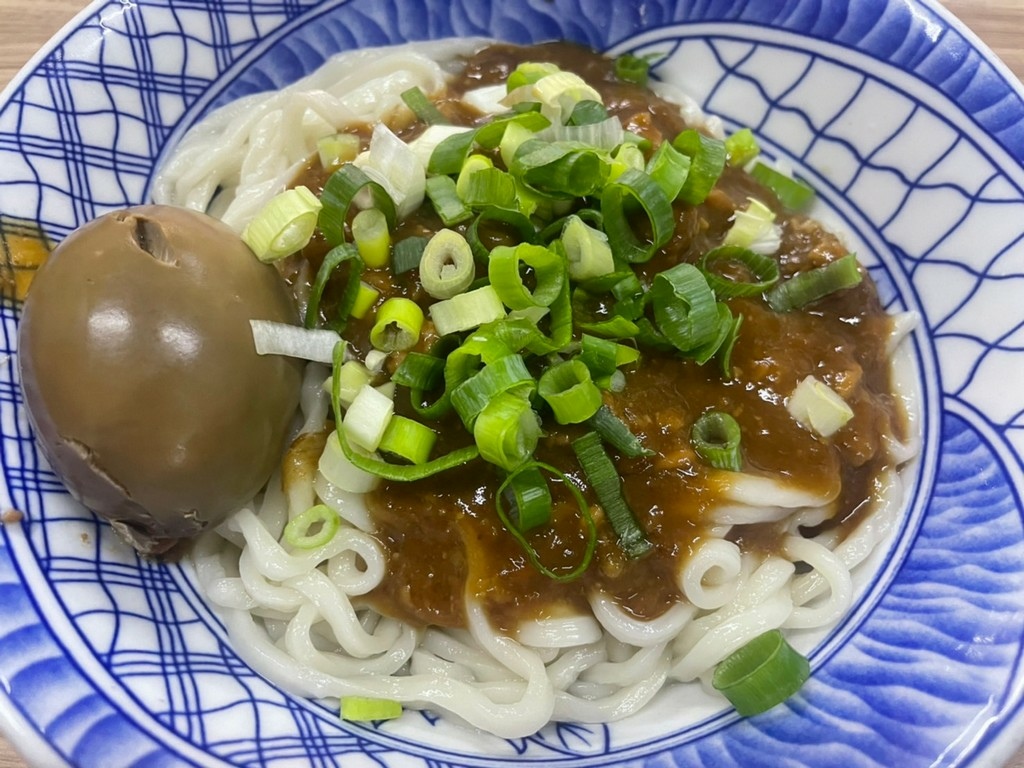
[
  {"xmin": 765, "ymin": 254, "xmax": 863, "ymax": 312},
  {"xmin": 571, "ymin": 431, "xmax": 652, "ymax": 558}
]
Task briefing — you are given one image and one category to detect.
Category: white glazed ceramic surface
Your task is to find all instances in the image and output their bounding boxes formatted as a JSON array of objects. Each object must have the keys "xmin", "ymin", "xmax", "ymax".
[{"xmin": 0, "ymin": 1, "xmax": 1023, "ymax": 766}]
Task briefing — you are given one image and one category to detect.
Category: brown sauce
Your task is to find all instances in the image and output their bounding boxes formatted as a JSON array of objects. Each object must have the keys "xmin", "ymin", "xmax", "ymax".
[{"xmin": 285, "ymin": 42, "xmax": 907, "ymax": 635}]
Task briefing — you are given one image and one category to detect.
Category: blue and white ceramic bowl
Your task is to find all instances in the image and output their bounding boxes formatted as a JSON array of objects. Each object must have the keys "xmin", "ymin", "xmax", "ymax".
[{"xmin": 1, "ymin": 1, "xmax": 1023, "ymax": 765}]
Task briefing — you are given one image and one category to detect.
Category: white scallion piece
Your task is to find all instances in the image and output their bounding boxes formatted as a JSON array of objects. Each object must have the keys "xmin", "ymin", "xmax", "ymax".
[
  {"xmin": 342, "ymin": 383, "xmax": 394, "ymax": 452},
  {"xmin": 723, "ymin": 197, "xmax": 782, "ymax": 255},
  {"xmin": 353, "ymin": 122, "xmax": 425, "ymax": 219},
  {"xmin": 318, "ymin": 431, "xmax": 381, "ymax": 494},
  {"xmin": 461, "ymin": 84, "xmax": 510, "ymax": 116},
  {"xmin": 408, "ymin": 124, "xmax": 475, "ymax": 168},
  {"xmin": 429, "ymin": 284, "xmax": 506, "ymax": 336},
  {"xmin": 249, "ymin": 320, "xmax": 341, "ymax": 364},
  {"xmin": 787, "ymin": 375, "xmax": 854, "ymax": 437}
]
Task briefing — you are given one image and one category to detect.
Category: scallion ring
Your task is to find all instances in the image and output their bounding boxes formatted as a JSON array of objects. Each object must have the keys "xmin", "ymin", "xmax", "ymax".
[
  {"xmin": 698, "ymin": 245, "xmax": 780, "ymax": 298},
  {"xmin": 319, "ymin": 164, "xmax": 397, "ymax": 247},
  {"xmin": 600, "ymin": 169, "xmax": 674, "ymax": 264},
  {"xmin": 241, "ymin": 185, "xmax": 322, "ymax": 263},
  {"xmin": 691, "ymin": 410, "xmax": 743, "ymax": 471},
  {"xmin": 303, "ymin": 243, "xmax": 364, "ymax": 331},
  {"xmin": 419, "ymin": 229, "xmax": 476, "ymax": 300},
  {"xmin": 370, "ymin": 297, "xmax": 424, "ymax": 353},
  {"xmin": 672, "ymin": 129, "xmax": 726, "ymax": 206},
  {"xmin": 283, "ymin": 504, "xmax": 340, "ymax": 550},
  {"xmin": 488, "ymin": 243, "xmax": 566, "ymax": 311},
  {"xmin": 538, "ymin": 359, "xmax": 603, "ymax": 424},
  {"xmin": 474, "ymin": 392, "xmax": 541, "ymax": 471},
  {"xmin": 648, "ymin": 262, "xmax": 719, "ymax": 354},
  {"xmin": 712, "ymin": 629, "xmax": 810, "ymax": 717}
]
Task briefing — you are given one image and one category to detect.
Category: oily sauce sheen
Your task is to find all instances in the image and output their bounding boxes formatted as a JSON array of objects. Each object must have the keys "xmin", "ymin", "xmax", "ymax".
[{"xmin": 287, "ymin": 43, "xmax": 906, "ymax": 634}]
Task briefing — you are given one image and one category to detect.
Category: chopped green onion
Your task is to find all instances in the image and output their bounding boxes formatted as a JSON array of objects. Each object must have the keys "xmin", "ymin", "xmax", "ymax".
[
  {"xmin": 350, "ymin": 282, "xmax": 379, "ymax": 319},
  {"xmin": 476, "ymin": 110, "xmax": 550, "ymax": 150},
  {"xmin": 601, "ymin": 169, "xmax": 674, "ymax": 263},
  {"xmin": 725, "ymin": 128, "xmax": 760, "ymax": 168},
  {"xmin": 451, "ymin": 354, "xmax": 535, "ymax": 430},
  {"xmin": 587, "ymin": 405, "xmax": 654, "ymax": 458},
  {"xmin": 474, "ymin": 392, "xmax": 541, "ymax": 471},
  {"xmin": 648, "ymin": 263, "xmax": 719, "ymax": 354},
  {"xmin": 428, "ymin": 128, "xmax": 478, "ymax": 176},
  {"xmin": 370, "ymin": 297, "xmax": 424, "ymax": 352},
  {"xmin": 319, "ymin": 164, "xmax": 397, "ymax": 247},
  {"xmin": 528, "ymin": 71, "xmax": 603, "ymax": 124},
  {"xmin": 538, "ymin": 359, "xmax": 603, "ymax": 424},
  {"xmin": 579, "ymin": 334, "xmax": 639, "ymax": 380},
  {"xmin": 342, "ymin": 383, "xmax": 394, "ymax": 452},
  {"xmin": 242, "ymin": 186, "xmax": 322, "ymax": 263},
  {"xmin": 378, "ymin": 414, "xmax": 437, "ymax": 464},
  {"xmin": 392, "ymin": 351, "xmax": 444, "ymax": 390},
  {"xmin": 425, "ymin": 174, "xmax": 473, "ymax": 226},
  {"xmin": 568, "ymin": 99, "xmax": 610, "ymax": 126},
  {"xmin": 466, "ymin": 206, "xmax": 538, "ymax": 262},
  {"xmin": 672, "ymin": 129, "xmax": 726, "ymax": 206},
  {"xmin": 688, "ymin": 302, "xmax": 735, "ymax": 366},
  {"xmin": 712, "ymin": 629, "xmax": 810, "ymax": 717},
  {"xmin": 340, "ymin": 697, "xmax": 403, "ymax": 722},
  {"xmin": 461, "ymin": 167, "xmax": 518, "ymax": 209},
  {"xmin": 401, "ymin": 85, "xmax": 448, "ymax": 125},
  {"xmin": 499, "ymin": 464, "xmax": 552, "ymax": 531},
  {"xmin": 507, "ymin": 61, "xmax": 561, "ymax": 91},
  {"xmin": 319, "ymin": 430, "xmax": 380, "ymax": 493},
  {"xmin": 718, "ymin": 311, "xmax": 743, "ymax": 379},
  {"xmin": 335, "ymin": 420, "xmax": 479, "ymax": 481},
  {"xmin": 392, "ymin": 235, "xmax": 428, "ymax": 275},
  {"xmin": 537, "ymin": 116, "xmax": 623, "ymax": 150},
  {"xmin": 523, "ymin": 277, "xmax": 573, "ymax": 355},
  {"xmin": 418, "ymin": 229, "xmax": 476, "ymax": 300},
  {"xmin": 499, "ymin": 119, "xmax": 541, "ymax": 170},
  {"xmin": 512, "ymin": 141, "xmax": 607, "ymax": 198},
  {"xmin": 645, "ymin": 140, "xmax": 692, "ymax": 201},
  {"xmin": 571, "ymin": 431, "xmax": 652, "ymax": 558},
  {"xmin": 765, "ymin": 254, "xmax": 862, "ymax": 312},
  {"xmin": 317, "ymin": 133, "xmax": 361, "ymax": 170},
  {"xmin": 335, "ymin": 360, "xmax": 371, "ymax": 408},
  {"xmin": 429, "ymin": 285, "xmax": 506, "ymax": 336},
  {"xmin": 609, "ymin": 142, "xmax": 646, "ymax": 181},
  {"xmin": 304, "ymin": 243, "xmax": 364, "ymax": 331},
  {"xmin": 494, "ymin": 461, "xmax": 597, "ymax": 582},
  {"xmin": 787, "ymin": 375, "xmax": 854, "ymax": 437},
  {"xmin": 722, "ymin": 197, "xmax": 781, "ymax": 255},
  {"xmin": 488, "ymin": 243, "xmax": 566, "ymax": 310},
  {"xmin": 698, "ymin": 245, "xmax": 780, "ymax": 298},
  {"xmin": 691, "ymin": 411, "xmax": 743, "ymax": 471},
  {"xmin": 283, "ymin": 504, "xmax": 340, "ymax": 550},
  {"xmin": 578, "ymin": 314, "xmax": 641, "ymax": 340},
  {"xmin": 562, "ymin": 215, "xmax": 615, "ymax": 282},
  {"xmin": 614, "ymin": 52, "xmax": 651, "ymax": 86},
  {"xmin": 456, "ymin": 153, "xmax": 495, "ymax": 199},
  {"xmin": 750, "ymin": 162, "xmax": 815, "ymax": 210},
  {"xmin": 351, "ymin": 208, "xmax": 391, "ymax": 269}
]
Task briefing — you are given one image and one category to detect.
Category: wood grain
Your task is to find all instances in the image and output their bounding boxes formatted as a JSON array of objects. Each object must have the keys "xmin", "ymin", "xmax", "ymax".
[{"xmin": 0, "ymin": 1, "xmax": 1021, "ymax": 766}]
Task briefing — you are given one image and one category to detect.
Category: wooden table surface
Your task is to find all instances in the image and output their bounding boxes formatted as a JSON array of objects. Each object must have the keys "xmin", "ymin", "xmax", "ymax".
[{"xmin": 0, "ymin": 1, "xmax": 1022, "ymax": 766}]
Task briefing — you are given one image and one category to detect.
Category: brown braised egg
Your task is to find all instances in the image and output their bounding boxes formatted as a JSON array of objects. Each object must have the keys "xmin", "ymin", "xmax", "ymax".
[{"xmin": 17, "ymin": 205, "xmax": 303, "ymax": 555}]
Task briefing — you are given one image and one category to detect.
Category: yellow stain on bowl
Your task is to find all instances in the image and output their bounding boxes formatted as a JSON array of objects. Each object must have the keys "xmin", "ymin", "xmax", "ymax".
[{"xmin": 0, "ymin": 215, "xmax": 51, "ymax": 301}]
